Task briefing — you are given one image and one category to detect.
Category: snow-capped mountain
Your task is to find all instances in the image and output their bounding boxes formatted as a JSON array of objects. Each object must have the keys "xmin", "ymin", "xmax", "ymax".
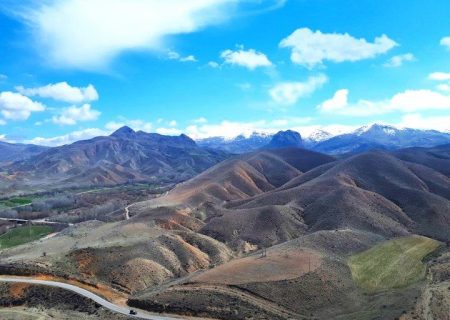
[
  {"xmin": 312, "ymin": 124, "xmax": 450, "ymax": 154},
  {"xmin": 196, "ymin": 132, "xmax": 273, "ymax": 154},
  {"xmin": 195, "ymin": 124, "xmax": 450, "ymax": 155}
]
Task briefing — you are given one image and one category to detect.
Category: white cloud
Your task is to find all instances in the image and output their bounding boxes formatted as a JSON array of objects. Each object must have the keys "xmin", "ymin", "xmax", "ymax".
[
  {"xmin": 0, "ymin": 91, "xmax": 45, "ymax": 120},
  {"xmin": 269, "ymin": 74, "xmax": 328, "ymax": 105},
  {"xmin": 0, "ymin": 119, "xmax": 6, "ymax": 126},
  {"xmin": 437, "ymin": 84, "xmax": 450, "ymax": 92},
  {"xmin": 186, "ymin": 118, "xmax": 312, "ymax": 139},
  {"xmin": 280, "ymin": 28, "xmax": 397, "ymax": 68},
  {"xmin": 16, "ymin": 82, "xmax": 98, "ymax": 103},
  {"xmin": 397, "ymin": 113, "xmax": 450, "ymax": 132},
  {"xmin": 193, "ymin": 117, "xmax": 208, "ymax": 123},
  {"xmin": 168, "ymin": 120, "xmax": 177, "ymax": 127},
  {"xmin": 208, "ymin": 61, "xmax": 220, "ymax": 68},
  {"xmin": 428, "ymin": 72, "xmax": 450, "ymax": 92},
  {"xmin": 105, "ymin": 119, "xmax": 152, "ymax": 133},
  {"xmin": 318, "ymin": 88, "xmax": 450, "ymax": 116},
  {"xmin": 221, "ymin": 47, "xmax": 272, "ymax": 70},
  {"xmin": 384, "ymin": 53, "xmax": 415, "ymax": 67},
  {"xmin": 167, "ymin": 50, "xmax": 197, "ymax": 62},
  {"xmin": 441, "ymin": 37, "xmax": 450, "ymax": 50},
  {"xmin": 26, "ymin": 128, "xmax": 108, "ymax": 146},
  {"xmin": 429, "ymin": 72, "xmax": 450, "ymax": 81},
  {"xmin": 180, "ymin": 55, "xmax": 197, "ymax": 62},
  {"xmin": 11, "ymin": 0, "xmax": 239, "ymax": 69},
  {"xmin": 156, "ymin": 127, "xmax": 183, "ymax": 135},
  {"xmin": 318, "ymin": 89, "xmax": 349, "ymax": 112},
  {"xmin": 52, "ymin": 104, "xmax": 101, "ymax": 125}
]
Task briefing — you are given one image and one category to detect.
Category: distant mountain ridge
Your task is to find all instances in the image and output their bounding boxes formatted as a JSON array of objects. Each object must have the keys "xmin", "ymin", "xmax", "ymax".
[
  {"xmin": 197, "ymin": 132, "xmax": 272, "ymax": 154},
  {"xmin": 313, "ymin": 124, "xmax": 450, "ymax": 154},
  {"xmin": 3, "ymin": 126, "xmax": 228, "ymax": 190},
  {"xmin": 196, "ymin": 124, "xmax": 450, "ymax": 154},
  {"xmin": 0, "ymin": 141, "xmax": 49, "ymax": 163}
]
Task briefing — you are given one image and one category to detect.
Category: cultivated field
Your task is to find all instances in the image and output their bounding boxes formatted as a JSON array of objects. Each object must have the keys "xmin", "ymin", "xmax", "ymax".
[
  {"xmin": 348, "ymin": 236, "xmax": 441, "ymax": 292},
  {"xmin": 0, "ymin": 225, "xmax": 54, "ymax": 250}
]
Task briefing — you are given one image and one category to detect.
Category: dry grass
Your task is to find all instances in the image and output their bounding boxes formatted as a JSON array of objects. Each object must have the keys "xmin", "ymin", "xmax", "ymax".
[{"xmin": 192, "ymin": 247, "xmax": 322, "ymax": 285}]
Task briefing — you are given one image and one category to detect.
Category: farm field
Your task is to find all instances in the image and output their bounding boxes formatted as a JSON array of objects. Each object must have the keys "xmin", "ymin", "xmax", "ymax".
[
  {"xmin": 0, "ymin": 225, "xmax": 54, "ymax": 249},
  {"xmin": 348, "ymin": 236, "xmax": 441, "ymax": 292}
]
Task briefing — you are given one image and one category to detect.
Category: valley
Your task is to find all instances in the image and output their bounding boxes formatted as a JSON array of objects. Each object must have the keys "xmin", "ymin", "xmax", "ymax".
[{"xmin": 0, "ymin": 129, "xmax": 449, "ymax": 319}]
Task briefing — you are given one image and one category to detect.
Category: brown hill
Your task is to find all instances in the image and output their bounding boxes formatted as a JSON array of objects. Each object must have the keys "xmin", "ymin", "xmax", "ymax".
[
  {"xmin": 219, "ymin": 151, "xmax": 450, "ymax": 242},
  {"xmin": 141, "ymin": 148, "xmax": 335, "ymax": 208}
]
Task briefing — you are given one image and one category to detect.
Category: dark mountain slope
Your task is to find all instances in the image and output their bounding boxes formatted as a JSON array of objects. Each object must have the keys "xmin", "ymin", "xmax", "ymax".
[
  {"xmin": 0, "ymin": 141, "xmax": 49, "ymax": 163},
  {"xmin": 264, "ymin": 130, "xmax": 303, "ymax": 149},
  {"xmin": 7, "ymin": 126, "xmax": 229, "ymax": 188},
  {"xmin": 392, "ymin": 144, "xmax": 450, "ymax": 177}
]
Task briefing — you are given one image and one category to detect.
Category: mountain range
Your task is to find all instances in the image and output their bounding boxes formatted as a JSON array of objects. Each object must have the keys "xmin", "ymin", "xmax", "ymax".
[
  {"xmin": 0, "ymin": 126, "xmax": 228, "ymax": 191},
  {"xmin": 0, "ymin": 123, "xmax": 449, "ymax": 193},
  {"xmin": 197, "ymin": 124, "xmax": 450, "ymax": 154},
  {"xmin": 142, "ymin": 143, "xmax": 450, "ymax": 244}
]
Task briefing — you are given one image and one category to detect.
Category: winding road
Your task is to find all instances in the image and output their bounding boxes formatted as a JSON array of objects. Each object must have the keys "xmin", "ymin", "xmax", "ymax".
[{"xmin": 0, "ymin": 277, "xmax": 182, "ymax": 320}]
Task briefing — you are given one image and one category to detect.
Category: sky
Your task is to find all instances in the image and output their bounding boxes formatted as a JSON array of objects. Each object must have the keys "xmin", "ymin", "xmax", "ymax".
[{"xmin": 0, "ymin": 0, "xmax": 449, "ymax": 146}]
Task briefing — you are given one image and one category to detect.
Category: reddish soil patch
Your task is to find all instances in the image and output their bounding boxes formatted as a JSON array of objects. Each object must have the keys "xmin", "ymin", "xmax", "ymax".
[
  {"xmin": 192, "ymin": 247, "xmax": 322, "ymax": 285},
  {"xmin": 9, "ymin": 283, "xmax": 29, "ymax": 298}
]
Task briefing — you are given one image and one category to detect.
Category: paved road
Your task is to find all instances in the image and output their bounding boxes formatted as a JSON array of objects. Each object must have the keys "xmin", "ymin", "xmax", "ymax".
[{"xmin": 0, "ymin": 277, "xmax": 182, "ymax": 320}]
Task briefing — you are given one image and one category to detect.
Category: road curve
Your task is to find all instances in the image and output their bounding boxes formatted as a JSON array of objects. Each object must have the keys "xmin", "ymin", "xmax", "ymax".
[{"xmin": 0, "ymin": 277, "xmax": 182, "ymax": 320}]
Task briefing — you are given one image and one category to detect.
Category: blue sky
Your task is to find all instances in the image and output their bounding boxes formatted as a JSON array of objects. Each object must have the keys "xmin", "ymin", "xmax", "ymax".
[{"xmin": 0, "ymin": 0, "xmax": 449, "ymax": 145}]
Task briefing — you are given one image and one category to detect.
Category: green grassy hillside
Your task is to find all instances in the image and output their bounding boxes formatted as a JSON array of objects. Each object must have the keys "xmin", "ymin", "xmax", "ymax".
[{"xmin": 348, "ymin": 235, "xmax": 440, "ymax": 292}]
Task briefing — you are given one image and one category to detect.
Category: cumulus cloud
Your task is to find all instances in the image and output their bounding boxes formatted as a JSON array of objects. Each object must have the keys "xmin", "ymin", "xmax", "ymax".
[
  {"xmin": 7, "ymin": 0, "xmax": 244, "ymax": 69},
  {"xmin": 429, "ymin": 72, "xmax": 450, "ymax": 81},
  {"xmin": 167, "ymin": 50, "xmax": 197, "ymax": 62},
  {"xmin": 26, "ymin": 128, "xmax": 108, "ymax": 146},
  {"xmin": 269, "ymin": 74, "xmax": 328, "ymax": 105},
  {"xmin": 441, "ymin": 37, "xmax": 450, "ymax": 50},
  {"xmin": 208, "ymin": 61, "xmax": 220, "ymax": 68},
  {"xmin": 397, "ymin": 113, "xmax": 450, "ymax": 132},
  {"xmin": 221, "ymin": 47, "xmax": 272, "ymax": 70},
  {"xmin": 16, "ymin": 82, "xmax": 98, "ymax": 103},
  {"xmin": 437, "ymin": 84, "xmax": 450, "ymax": 92},
  {"xmin": 193, "ymin": 117, "xmax": 208, "ymax": 123},
  {"xmin": 384, "ymin": 53, "xmax": 415, "ymax": 67},
  {"xmin": 186, "ymin": 118, "xmax": 312, "ymax": 139},
  {"xmin": 318, "ymin": 89, "xmax": 349, "ymax": 112},
  {"xmin": 428, "ymin": 72, "xmax": 450, "ymax": 91},
  {"xmin": 52, "ymin": 104, "xmax": 101, "ymax": 125},
  {"xmin": 156, "ymin": 127, "xmax": 183, "ymax": 135},
  {"xmin": 0, "ymin": 91, "xmax": 45, "ymax": 120},
  {"xmin": 280, "ymin": 28, "xmax": 397, "ymax": 68},
  {"xmin": 318, "ymin": 88, "xmax": 450, "ymax": 116}
]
